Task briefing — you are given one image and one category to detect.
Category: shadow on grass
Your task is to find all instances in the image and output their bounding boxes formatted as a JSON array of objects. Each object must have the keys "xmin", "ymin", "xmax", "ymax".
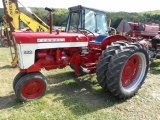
[
  {"xmin": 0, "ymin": 65, "xmax": 13, "ymax": 70},
  {"xmin": 0, "ymin": 71, "xmax": 125, "ymax": 115},
  {"xmin": 0, "ymin": 93, "xmax": 24, "ymax": 110},
  {"xmin": 46, "ymin": 71, "xmax": 126, "ymax": 116},
  {"xmin": 46, "ymin": 71, "xmax": 77, "ymax": 84},
  {"xmin": 149, "ymin": 60, "xmax": 160, "ymax": 75},
  {"xmin": 0, "ymin": 71, "xmax": 76, "ymax": 111}
]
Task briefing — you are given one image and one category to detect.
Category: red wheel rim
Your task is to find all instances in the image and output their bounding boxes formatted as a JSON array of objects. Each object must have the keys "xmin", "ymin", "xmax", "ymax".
[
  {"xmin": 22, "ymin": 79, "xmax": 45, "ymax": 99},
  {"xmin": 3, "ymin": 40, "xmax": 8, "ymax": 47},
  {"xmin": 122, "ymin": 55, "xmax": 140, "ymax": 87}
]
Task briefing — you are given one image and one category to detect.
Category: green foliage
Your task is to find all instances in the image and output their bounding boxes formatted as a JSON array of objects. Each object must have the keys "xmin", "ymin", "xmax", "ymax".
[
  {"xmin": 0, "ymin": 15, "xmax": 2, "ymax": 23},
  {"xmin": 107, "ymin": 12, "xmax": 141, "ymax": 28},
  {"xmin": 0, "ymin": 7, "xmax": 160, "ymax": 28},
  {"xmin": 107, "ymin": 11, "xmax": 160, "ymax": 28},
  {"xmin": 53, "ymin": 9, "xmax": 69, "ymax": 26},
  {"xmin": 27, "ymin": 8, "xmax": 69, "ymax": 26},
  {"xmin": 0, "ymin": 8, "xmax": 4, "ymax": 23}
]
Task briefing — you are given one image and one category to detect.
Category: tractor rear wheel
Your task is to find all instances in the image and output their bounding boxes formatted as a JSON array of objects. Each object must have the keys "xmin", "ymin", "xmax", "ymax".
[
  {"xmin": 96, "ymin": 41, "xmax": 128, "ymax": 90},
  {"xmin": 15, "ymin": 72, "xmax": 47, "ymax": 102},
  {"xmin": 96, "ymin": 41, "xmax": 149, "ymax": 99}
]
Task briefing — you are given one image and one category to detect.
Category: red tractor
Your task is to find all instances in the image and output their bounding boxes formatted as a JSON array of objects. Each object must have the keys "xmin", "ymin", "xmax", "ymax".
[
  {"xmin": 12, "ymin": 6, "xmax": 150, "ymax": 102},
  {"xmin": 126, "ymin": 21, "xmax": 160, "ymax": 60}
]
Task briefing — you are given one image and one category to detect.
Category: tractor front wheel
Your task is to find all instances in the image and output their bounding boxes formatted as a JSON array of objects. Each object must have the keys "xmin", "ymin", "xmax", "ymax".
[
  {"xmin": 13, "ymin": 72, "xmax": 27, "ymax": 91},
  {"xmin": 15, "ymin": 72, "xmax": 47, "ymax": 102},
  {"xmin": 107, "ymin": 42, "xmax": 149, "ymax": 99}
]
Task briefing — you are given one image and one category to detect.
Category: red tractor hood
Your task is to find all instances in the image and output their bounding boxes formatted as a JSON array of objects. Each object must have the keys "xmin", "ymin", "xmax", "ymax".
[{"xmin": 12, "ymin": 32, "xmax": 88, "ymax": 44}]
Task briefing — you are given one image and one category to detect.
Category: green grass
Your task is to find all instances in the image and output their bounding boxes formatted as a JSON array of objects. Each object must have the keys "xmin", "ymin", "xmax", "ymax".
[{"xmin": 0, "ymin": 47, "xmax": 160, "ymax": 120}]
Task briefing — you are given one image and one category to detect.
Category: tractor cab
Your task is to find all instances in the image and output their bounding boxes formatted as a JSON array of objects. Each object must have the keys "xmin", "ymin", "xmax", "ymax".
[{"xmin": 66, "ymin": 5, "xmax": 108, "ymax": 36}]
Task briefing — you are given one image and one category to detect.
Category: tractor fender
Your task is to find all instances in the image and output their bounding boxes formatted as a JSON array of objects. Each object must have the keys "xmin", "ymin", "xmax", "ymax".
[{"xmin": 100, "ymin": 35, "xmax": 129, "ymax": 50}]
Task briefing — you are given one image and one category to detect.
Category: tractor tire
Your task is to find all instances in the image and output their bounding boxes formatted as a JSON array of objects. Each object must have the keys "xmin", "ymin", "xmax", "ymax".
[
  {"xmin": 1, "ymin": 39, "xmax": 9, "ymax": 47},
  {"xmin": 96, "ymin": 41, "xmax": 128, "ymax": 91},
  {"xmin": 13, "ymin": 72, "xmax": 27, "ymax": 91},
  {"xmin": 15, "ymin": 72, "xmax": 47, "ymax": 102},
  {"xmin": 107, "ymin": 42, "xmax": 149, "ymax": 99}
]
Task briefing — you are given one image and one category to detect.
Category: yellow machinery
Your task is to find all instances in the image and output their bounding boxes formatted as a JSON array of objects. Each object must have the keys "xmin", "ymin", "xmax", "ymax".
[
  {"xmin": 2, "ymin": 15, "xmax": 16, "ymax": 61},
  {"xmin": 2, "ymin": 0, "xmax": 50, "ymax": 67},
  {"xmin": 2, "ymin": 15, "xmax": 11, "ymax": 44}
]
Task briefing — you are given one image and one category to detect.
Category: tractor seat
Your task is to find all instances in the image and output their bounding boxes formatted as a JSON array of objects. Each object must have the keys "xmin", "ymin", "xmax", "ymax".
[{"xmin": 90, "ymin": 34, "xmax": 108, "ymax": 44}]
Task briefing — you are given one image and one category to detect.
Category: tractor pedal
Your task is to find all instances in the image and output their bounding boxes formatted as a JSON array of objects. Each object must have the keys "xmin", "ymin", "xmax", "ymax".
[
  {"xmin": 91, "ymin": 48, "xmax": 101, "ymax": 51},
  {"xmin": 81, "ymin": 51, "xmax": 89, "ymax": 55},
  {"xmin": 81, "ymin": 66, "xmax": 90, "ymax": 73},
  {"xmin": 155, "ymin": 53, "xmax": 160, "ymax": 59},
  {"xmin": 84, "ymin": 63, "xmax": 96, "ymax": 67},
  {"xmin": 156, "ymin": 49, "xmax": 160, "ymax": 52}
]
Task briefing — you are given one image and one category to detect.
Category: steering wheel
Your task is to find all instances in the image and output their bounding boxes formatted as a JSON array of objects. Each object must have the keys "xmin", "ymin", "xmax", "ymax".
[{"xmin": 78, "ymin": 28, "xmax": 95, "ymax": 37}]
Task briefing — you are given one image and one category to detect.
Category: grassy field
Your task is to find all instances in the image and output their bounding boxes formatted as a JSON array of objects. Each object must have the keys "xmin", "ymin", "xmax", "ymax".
[{"xmin": 0, "ymin": 47, "xmax": 160, "ymax": 120}]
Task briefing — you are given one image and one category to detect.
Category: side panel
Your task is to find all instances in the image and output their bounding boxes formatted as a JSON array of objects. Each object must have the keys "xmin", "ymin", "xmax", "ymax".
[
  {"xmin": 37, "ymin": 42, "xmax": 88, "ymax": 49},
  {"xmin": 17, "ymin": 44, "xmax": 37, "ymax": 69},
  {"xmin": 16, "ymin": 44, "xmax": 22, "ymax": 68},
  {"xmin": 17, "ymin": 42, "xmax": 88, "ymax": 69}
]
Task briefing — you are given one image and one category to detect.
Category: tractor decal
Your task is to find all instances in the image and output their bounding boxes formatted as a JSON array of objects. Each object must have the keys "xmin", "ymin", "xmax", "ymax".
[
  {"xmin": 23, "ymin": 50, "xmax": 33, "ymax": 55},
  {"xmin": 36, "ymin": 26, "xmax": 45, "ymax": 32},
  {"xmin": 37, "ymin": 38, "xmax": 65, "ymax": 42},
  {"xmin": 37, "ymin": 42, "xmax": 88, "ymax": 48}
]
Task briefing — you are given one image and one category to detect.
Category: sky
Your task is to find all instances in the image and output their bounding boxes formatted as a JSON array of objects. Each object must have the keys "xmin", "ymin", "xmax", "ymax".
[{"xmin": 1, "ymin": 0, "xmax": 160, "ymax": 12}]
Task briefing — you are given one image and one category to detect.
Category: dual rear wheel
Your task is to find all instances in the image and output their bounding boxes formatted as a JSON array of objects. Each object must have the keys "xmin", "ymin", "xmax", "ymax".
[{"xmin": 96, "ymin": 41, "xmax": 149, "ymax": 99}]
